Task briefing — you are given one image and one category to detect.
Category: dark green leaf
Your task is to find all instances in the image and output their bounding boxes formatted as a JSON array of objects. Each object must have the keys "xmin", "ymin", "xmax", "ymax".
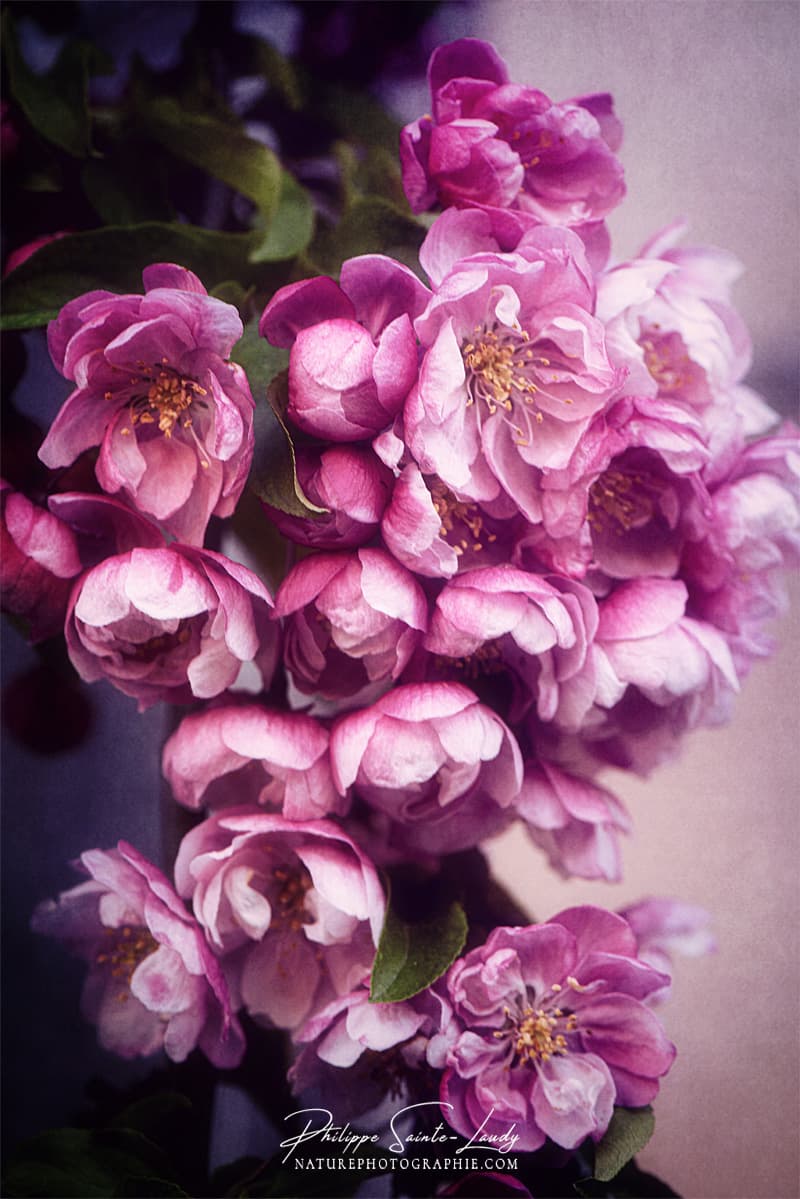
[
  {"xmin": 1, "ymin": 12, "xmax": 110, "ymax": 157},
  {"xmin": 249, "ymin": 170, "xmax": 315, "ymax": 263},
  {"xmin": 593, "ymin": 1106, "xmax": 656, "ymax": 1182},
  {"xmin": 22, "ymin": 162, "xmax": 64, "ymax": 193},
  {"xmin": 245, "ymin": 369, "xmax": 327, "ymax": 519},
  {"xmin": 1, "ymin": 223, "xmax": 262, "ymax": 330},
  {"xmin": 575, "ymin": 1159, "xmax": 681, "ymax": 1198},
  {"xmin": 311, "ymin": 196, "xmax": 426, "ymax": 276},
  {"xmin": 106, "ymin": 1092, "xmax": 192, "ymax": 1139},
  {"xmin": 231, "ymin": 319, "xmax": 289, "ymax": 404},
  {"xmin": 140, "ymin": 96, "xmax": 281, "ymax": 216},
  {"xmin": 80, "ymin": 155, "xmax": 174, "ymax": 225},
  {"xmin": 249, "ymin": 38, "xmax": 305, "ymax": 110},
  {"xmin": 320, "ymin": 81, "xmax": 403, "ymax": 149},
  {"xmin": 370, "ymin": 896, "xmax": 468, "ymax": 1004},
  {"xmin": 2, "ymin": 1127, "xmax": 174, "ymax": 1198},
  {"xmin": 211, "ymin": 281, "xmax": 255, "ymax": 314},
  {"xmin": 112, "ymin": 1179, "xmax": 190, "ymax": 1198}
]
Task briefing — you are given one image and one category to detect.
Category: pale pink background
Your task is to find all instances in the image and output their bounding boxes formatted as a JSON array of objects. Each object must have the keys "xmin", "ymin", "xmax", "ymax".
[{"xmin": 476, "ymin": 3, "xmax": 800, "ymax": 1195}]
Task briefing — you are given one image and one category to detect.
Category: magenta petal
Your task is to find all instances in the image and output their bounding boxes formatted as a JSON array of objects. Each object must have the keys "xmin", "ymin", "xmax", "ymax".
[
  {"xmin": 259, "ymin": 276, "xmax": 354, "ymax": 346},
  {"xmin": 531, "ymin": 1054, "xmax": 615, "ymax": 1149}
]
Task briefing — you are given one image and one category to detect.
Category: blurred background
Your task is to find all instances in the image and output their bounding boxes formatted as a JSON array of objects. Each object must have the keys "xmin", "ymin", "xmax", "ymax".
[{"xmin": 2, "ymin": 2, "xmax": 798, "ymax": 1197}]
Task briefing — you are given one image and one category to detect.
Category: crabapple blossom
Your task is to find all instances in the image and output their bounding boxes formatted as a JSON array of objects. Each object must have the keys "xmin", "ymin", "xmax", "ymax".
[
  {"xmin": 173, "ymin": 809, "xmax": 385, "ymax": 1031},
  {"xmin": 65, "ymin": 544, "xmax": 278, "ymax": 710},
  {"xmin": 330, "ymin": 682, "xmax": 523, "ymax": 852},
  {"xmin": 557, "ymin": 578, "xmax": 740, "ymax": 773},
  {"xmin": 682, "ymin": 427, "xmax": 800, "ymax": 674},
  {"xmin": 32, "ymin": 841, "xmax": 244, "ymax": 1067},
  {"xmin": 274, "ymin": 548, "xmax": 428, "ymax": 705},
  {"xmin": 421, "ymin": 564, "xmax": 596, "ymax": 721},
  {"xmin": 259, "ymin": 255, "xmax": 430, "ymax": 441},
  {"xmin": 290, "ymin": 973, "xmax": 449, "ymax": 1118},
  {"xmin": 439, "ymin": 907, "xmax": 675, "ymax": 1151},
  {"xmin": 401, "ymin": 38, "xmax": 625, "ymax": 231},
  {"xmin": 515, "ymin": 760, "xmax": 631, "ymax": 882},
  {"xmin": 406, "ymin": 228, "xmax": 622, "ymax": 524},
  {"xmin": 162, "ymin": 703, "xmax": 343, "ymax": 820},
  {"xmin": 38, "ymin": 265, "xmax": 255, "ymax": 544},
  {"xmin": 381, "ymin": 463, "xmax": 524, "ymax": 579},
  {"xmin": 260, "ymin": 443, "xmax": 393, "ymax": 549}
]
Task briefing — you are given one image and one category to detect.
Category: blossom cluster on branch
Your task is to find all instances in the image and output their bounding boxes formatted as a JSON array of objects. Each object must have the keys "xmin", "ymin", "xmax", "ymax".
[{"xmin": 4, "ymin": 35, "xmax": 798, "ymax": 1187}]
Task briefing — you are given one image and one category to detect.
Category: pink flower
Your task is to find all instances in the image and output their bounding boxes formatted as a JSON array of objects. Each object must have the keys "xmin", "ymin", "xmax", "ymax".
[
  {"xmin": 406, "ymin": 229, "xmax": 621, "ymax": 522},
  {"xmin": 330, "ymin": 682, "xmax": 523, "ymax": 853},
  {"xmin": 31, "ymin": 841, "xmax": 244, "ymax": 1068},
  {"xmin": 558, "ymin": 578, "xmax": 740, "ymax": 773},
  {"xmin": 515, "ymin": 761, "xmax": 631, "ymax": 882},
  {"xmin": 381, "ymin": 464, "xmax": 524, "ymax": 579},
  {"xmin": 274, "ymin": 548, "xmax": 428, "ymax": 706},
  {"xmin": 259, "ymin": 255, "xmax": 430, "ymax": 441},
  {"xmin": 514, "ymin": 394, "xmax": 710, "ymax": 581},
  {"xmin": 683, "ymin": 427, "xmax": 800, "ymax": 674},
  {"xmin": 290, "ymin": 974, "xmax": 448, "ymax": 1118},
  {"xmin": 596, "ymin": 224, "xmax": 760, "ymax": 442},
  {"xmin": 0, "ymin": 481, "xmax": 82, "ymax": 641},
  {"xmin": 65, "ymin": 544, "xmax": 278, "ymax": 710},
  {"xmin": 261, "ymin": 444, "xmax": 392, "ymax": 549},
  {"xmin": 440, "ymin": 907, "xmax": 675, "ymax": 1152},
  {"xmin": 173, "ymin": 809, "xmax": 385, "ymax": 1031},
  {"xmin": 401, "ymin": 39, "xmax": 625, "ymax": 229},
  {"xmin": 421, "ymin": 564, "xmax": 596, "ymax": 721},
  {"xmin": 38, "ymin": 264, "xmax": 254, "ymax": 545},
  {"xmin": 162, "ymin": 703, "xmax": 343, "ymax": 820}
]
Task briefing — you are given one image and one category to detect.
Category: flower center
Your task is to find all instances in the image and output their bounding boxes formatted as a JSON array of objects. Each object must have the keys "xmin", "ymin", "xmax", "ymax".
[
  {"xmin": 512, "ymin": 1006, "xmax": 570, "ymax": 1065},
  {"xmin": 496, "ymin": 978, "xmax": 584, "ymax": 1068},
  {"xmin": 128, "ymin": 623, "xmax": 192, "ymax": 661},
  {"xmin": 588, "ymin": 469, "xmax": 658, "ymax": 534},
  {"xmin": 435, "ymin": 640, "xmax": 504, "ymax": 680},
  {"xmin": 272, "ymin": 865, "xmax": 313, "ymax": 932},
  {"xmin": 108, "ymin": 359, "xmax": 210, "ymax": 462},
  {"xmin": 96, "ymin": 924, "xmax": 158, "ymax": 984},
  {"xmin": 130, "ymin": 366, "xmax": 206, "ymax": 437},
  {"xmin": 640, "ymin": 329, "xmax": 694, "ymax": 394},
  {"xmin": 462, "ymin": 326, "xmax": 562, "ymax": 446},
  {"xmin": 431, "ymin": 481, "xmax": 497, "ymax": 557}
]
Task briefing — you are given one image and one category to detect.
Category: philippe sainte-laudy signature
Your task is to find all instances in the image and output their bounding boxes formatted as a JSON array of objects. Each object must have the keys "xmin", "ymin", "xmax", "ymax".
[{"xmin": 279, "ymin": 1103, "xmax": 520, "ymax": 1164}]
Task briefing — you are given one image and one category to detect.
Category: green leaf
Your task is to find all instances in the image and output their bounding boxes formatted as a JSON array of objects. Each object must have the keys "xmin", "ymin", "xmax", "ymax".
[
  {"xmin": 139, "ymin": 95, "xmax": 282, "ymax": 223},
  {"xmin": 105, "ymin": 1092, "xmax": 192, "ymax": 1140},
  {"xmin": 311, "ymin": 195, "xmax": 426, "ymax": 276},
  {"xmin": 113, "ymin": 1179, "xmax": 190, "ymax": 1198},
  {"xmin": 1, "ymin": 12, "xmax": 110, "ymax": 157},
  {"xmin": 231, "ymin": 319, "xmax": 290, "ymax": 400},
  {"xmin": 2, "ymin": 1127, "xmax": 175, "ymax": 1198},
  {"xmin": 245, "ymin": 369, "xmax": 327, "ymax": 519},
  {"xmin": 1, "ymin": 223, "xmax": 262, "ymax": 330},
  {"xmin": 249, "ymin": 38, "xmax": 306, "ymax": 110},
  {"xmin": 370, "ymin": 896, "xmax": 468, "ymax": 1004},
  {"xmin": 80, "ymin": 155, "xmax": 174, "ymax": 225},
  {"xmin": 249, "ymin": 169, "xmax": 315, "ymax": 263},
  {"xmin": 593, "ymin": 1106, "xmax": 656, "ymax": 1182},
  {"xmin": 320, "ymin": 80, "xmax": 403, "ymax": 149}
]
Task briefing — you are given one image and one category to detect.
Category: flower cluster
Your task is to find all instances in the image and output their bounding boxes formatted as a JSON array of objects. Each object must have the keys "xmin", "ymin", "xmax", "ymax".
[{"xmin": 16, "ymin": 36, "xmax": 797, "ymax": 1170}]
